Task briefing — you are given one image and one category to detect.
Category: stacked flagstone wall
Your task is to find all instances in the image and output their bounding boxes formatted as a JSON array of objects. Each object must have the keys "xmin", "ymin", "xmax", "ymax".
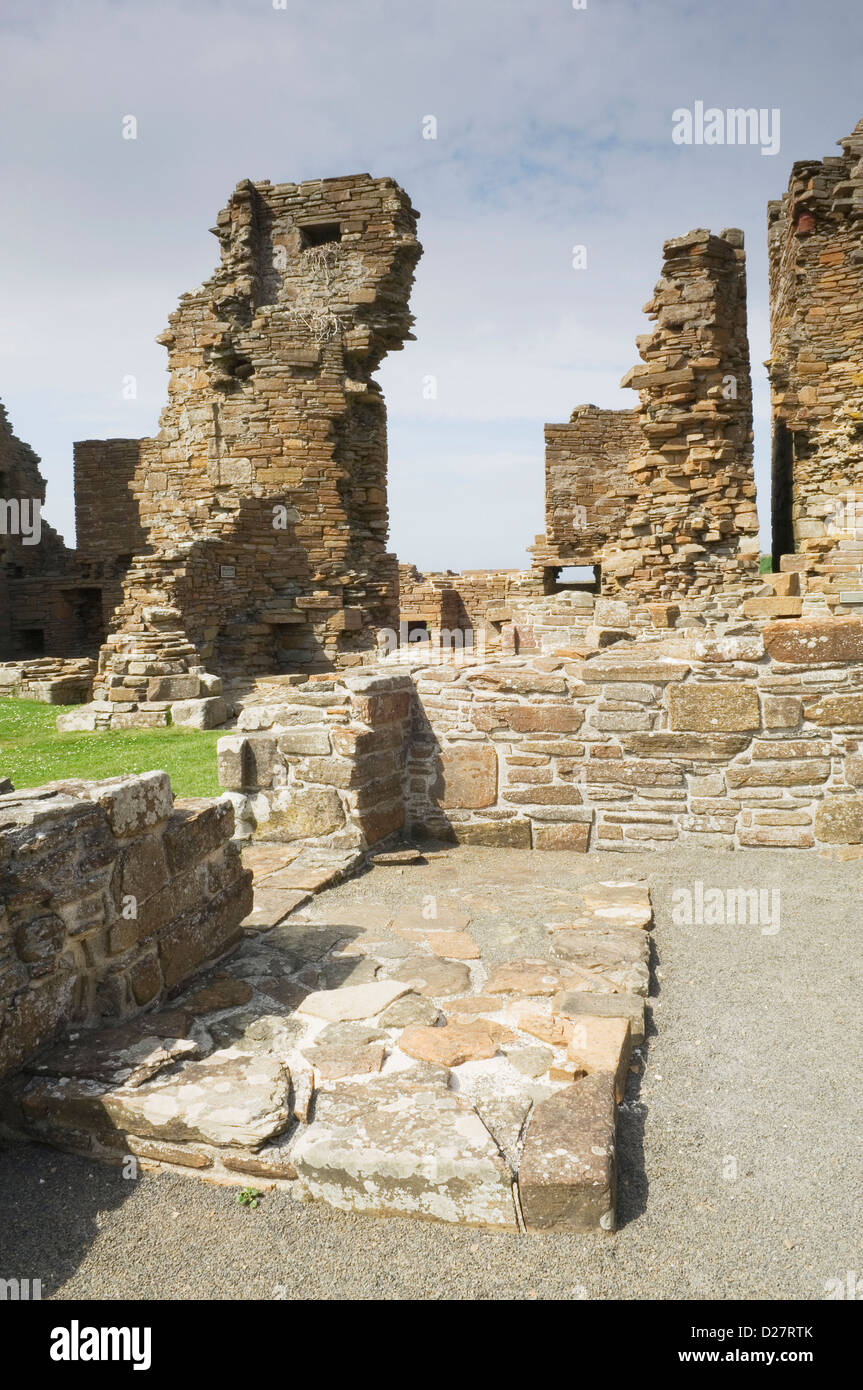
[
  {"xmin": 602, "ymin": 228, "xmax": 760, "ymax": 596},
  {"xmin": 768, "ymin": 118, "xmax": 863, "ymax": 593},
  {"xmin": 91, "ymin": 173, "xmax": 421, "ymax": 717},
  {"xmin": 0, "ymin": 773, "xmax": 252, "ymax": 1081},
  {"xmin": 530, "ymin": 405, "xmax": 641, "ymax": 579},
  {"xmin": 217, "ymin": 671, "xmax": 414, "ymax": 848},
  {"xmin": 0, "ymin": 657, "xmax": 95, "ymax": 704},
  {"xmin": 218, "ymin": 614, "xmax": 863, "ymax": 855}
]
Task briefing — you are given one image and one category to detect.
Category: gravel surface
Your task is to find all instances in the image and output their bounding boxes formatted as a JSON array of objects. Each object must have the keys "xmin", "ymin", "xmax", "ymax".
[{"xmin": 1, "ymin": 845, "xmax": 861, "ymax": 1301}]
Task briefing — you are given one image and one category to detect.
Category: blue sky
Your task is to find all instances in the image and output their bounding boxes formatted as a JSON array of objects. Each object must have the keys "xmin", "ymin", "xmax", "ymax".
[{"xmin": 1, "ymin": 0, "xmax": 862, "ymax": 569}]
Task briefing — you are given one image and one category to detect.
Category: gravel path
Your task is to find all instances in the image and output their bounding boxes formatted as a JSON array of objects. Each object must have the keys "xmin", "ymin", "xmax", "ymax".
[{"xmin": 1, "ymin": 845, "xmax": 861, "ymax": 1300}]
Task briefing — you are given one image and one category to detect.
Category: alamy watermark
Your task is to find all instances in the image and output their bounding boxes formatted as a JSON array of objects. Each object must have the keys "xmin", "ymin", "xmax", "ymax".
[
  {"xmin": 671, "ymin": 880, "xmax": 780, "ymax": 935},
  {"xmin": 0, "ymin": 497, "xmax": 41, "ymax": 545},
  {"xmin": 377, "ymin": 623, "xmax": 486, "ymax": 664},
  {"xmin": 672, "ymin": 103, "xmax": 780, "ymax": 157}
]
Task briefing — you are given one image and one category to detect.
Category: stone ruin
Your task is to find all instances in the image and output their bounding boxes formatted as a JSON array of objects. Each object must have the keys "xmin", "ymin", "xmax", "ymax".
[
  {"xmin": 532, "ymin": 228, "xmax": 760, "ymax": 598},
  {"xmin": 93, "ymin": 174, "xmax": 421, "ymax": 719},
  {"xmin": 4, "ymin": 125, "xmax": 863, "ymax": 1234},
  {"xmin": 768, "ymin": 118, "xmax": 863, "ymax": 598}
]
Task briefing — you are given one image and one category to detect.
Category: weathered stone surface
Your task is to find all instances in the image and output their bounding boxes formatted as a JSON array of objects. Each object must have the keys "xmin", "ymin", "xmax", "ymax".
[
  {"xmin": 396, "ymin": 929, "xmax": 480, "ymax": 960},
  {"xmin": 170, "ymin": 696, "xmax": 228, "ymax": 730},
  {"xmin": 485, "ymin": 959, "xmax": 566, "ymax": 997},
  {"xmin": 378, "ymin": 992, "xmax": 442, "ymax": 1028},
  {"xmin": 621, "ymin": 731, "xmax": 750, "ymax": 760},
  {"xmin": 292, "ymin": 1075, "xmax": 517, "ymax": 1227},
  {"xmin": 518, "ymin": 1074, "xmax": 617, "ymax": 1232},
  {"xmin": 432, "ymin": 745, "xmax": 497, "ymax": 810},
  {"xmin": 387, "ymin": 957, "xmax": 472, "ymax": 997},
  {"xmin": 87, "ymin": 771, "xmax": 173, "ymax": 838},
  {"xmin": 398, "ymin": 1019, "xmax": 514, "ymax": 1067},
  {"xmin": 579, "ymin": 881, "xmax": 653, "ymax": 928},
  {"xmin": 532, "ymin": 821, "xmax": 590, "ymax": 852},
  {"xmin": 725, "ymin": 760, "xmax": 830, "ymax": 788},
  {"xmin": 741, "ymin": 596, "xmax": 802, "ymax": 619},
  {"xmin": 763, "ymin": 617, "xmax": 863, "ymax": 665},
  {"xmin": 566, "ymin": 1015, "xmax": 632, "ymax": 1101},
  {"xmin": 548, "ymin": 925, "xmax": 649, "ymax": 968},
  {"xmin": 261, "ymin": 786, "xmax": 345, "ymax": 842},
  {"xmin": 814, "ymin": 797, "xmax": 863, "ymax": 844},
  {"xmin": 450, "ymin": 819, "xmax": 533, "ymax": 849},
  {"xmin": 25, "ymin": 1013, "xmax": 199, "ymax": 1084},
  {"xmin": 178, "ymin": 975, "xmax": 253, "ymax": 1015},
  {"xmin": 301, "ymin": 1040, "xmax": 387, "ymax": 1080},
  {"xmin": 298, "ymin": 979, "xmax": 410, "ymax": 1022},
  {"xmin": 392, "ymin": 905, "xmax": 471, "ymax": 933},
  {"xmin": 668, "ymin": 683, "xmax": 760, "ymax": 733},
  {"xmin": 814, "ymin": 695, "xmax": 863, "ymax": 725},
  {"xmin": 552, "ymin": 989, "xmax": 646, "ymax": 1045}
]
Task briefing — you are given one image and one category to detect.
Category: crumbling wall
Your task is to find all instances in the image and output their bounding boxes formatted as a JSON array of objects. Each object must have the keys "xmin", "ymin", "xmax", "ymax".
[
  {"xmin": 73, "ymin": 438, "xmax": 147, "ymax": 634},
  {"xmin": 0, "ymin": 400, "xmax": 84, "ymax": 660},
  {"xmin": 0, "ymin": 772, "xmax": 251, "ymax": 1080},
  {"xmin": 768, "ymin": 118, "xmax": 863, "ymax": 596},
  {"xmin": 216, "ymin": 615, "xmax": 863, "ymax": 857},
  {"xmin": 94, "ymin": 174, "xmax": 421, "ymax": 712},
  {"xmin": 600, "ymin": 229, "xmax": 760, "ymax": 597},
  {"xmin": 398, "ymin": 565, "xmax": 541, "ymax": 655},
  {"xmin": 530, "ymin": 406, "xmax": 641, "ymax": 580},
  {"xmin": 217, "ymin": 671, "xmax": 413, "ymax": 847}
]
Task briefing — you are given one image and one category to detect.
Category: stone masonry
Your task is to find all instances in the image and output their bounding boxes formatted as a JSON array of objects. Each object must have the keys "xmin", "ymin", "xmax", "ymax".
[
  {"xmin": 768, "ymin": 119, "xmax": 863, "ymax": 596},
  {"xmin": 0, "ymin": 772, "xmax": 252, "ymax": 1082},
  {"xmin": 91, "ymin": 174, "xmax": 421, "ymax": 718},
  {"xmin": 530, "ymin": 405, "xmax": 641, "ymax": 586},
  {"xmin": 602, "ymin": 229, "xmax": 761, "ymax": 596}
]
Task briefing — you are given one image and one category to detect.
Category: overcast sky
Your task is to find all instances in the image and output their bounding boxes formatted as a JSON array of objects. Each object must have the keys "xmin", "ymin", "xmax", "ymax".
[{"xmin": 1, "ymin": 0, "xmax": 861, "ymax": 569}]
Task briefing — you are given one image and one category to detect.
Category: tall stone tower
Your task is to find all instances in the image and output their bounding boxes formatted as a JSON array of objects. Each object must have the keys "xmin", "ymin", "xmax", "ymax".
[
  {"xmin": 94, "ymin": 173, "xmax": 421, "ymax": 704},
  {"xmin": 602, "ymin": 228, "xmax": 760, "ymax": 598},
  {"xmin": 768, "ymin": 118, "xmax": 863, "ymax": 595}
]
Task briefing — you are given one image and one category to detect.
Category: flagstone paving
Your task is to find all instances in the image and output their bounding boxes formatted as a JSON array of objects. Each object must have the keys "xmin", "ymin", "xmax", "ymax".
[{"xmin": 2, "ymin": 845, "xmax": 653, "ymax": 1233}]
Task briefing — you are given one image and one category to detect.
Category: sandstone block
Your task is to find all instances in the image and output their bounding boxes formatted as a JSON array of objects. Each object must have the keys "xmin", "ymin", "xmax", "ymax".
[
  {"xmin": 170, "ymin": 696, "xmax": 228, "ymax": 729},
  {"xmin": 763, "ymin": 617, "xmax": 863, "ymax": 664},
  {"xmin": 432, "ymin": 744, "xmax": 497, "ymax": 809},
  {"xmin": 815, "ymin": 797, "xmax": 863, "ymax": 844},
  {"xmin": 518, "ymin": 1074, "xmax": 617, "ymax": 1233},
  {"xmin": 566, "ymin": 1016, "xmax": 632, "ymax": 1101},
  {"xmin": 668, "ymin": 682, "xmax": 760, "ymax": 733}
]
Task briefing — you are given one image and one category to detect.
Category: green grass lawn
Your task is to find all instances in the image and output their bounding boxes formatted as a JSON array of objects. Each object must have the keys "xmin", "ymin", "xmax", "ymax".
[{"xmin": 0, "ymin": 699, "xmax": 223, "ymax": 798}]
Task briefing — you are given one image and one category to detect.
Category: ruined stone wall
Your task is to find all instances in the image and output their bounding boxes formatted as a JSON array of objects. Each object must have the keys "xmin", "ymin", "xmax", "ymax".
[
  {"xmin": 95, "ymin": 174, "xmax": 421, "ymax": 707},
  {"xmin": 407, "ymin": 619, "xmax": 863, "ymax": 852},
  {"xmin": 216, "ymin": 617, "xmax": 863, "ymax": 856},
  {"xmin": 600, "ymin": 229, "xmax": 760, "ymax": 597},
  {"xmin": 0, "ymin": 772, "xmax": 251, "ymax": 1081},
  {"xmin": 217, "ymin": 671, "xmax": 413, "ymax": 848},
  {"xmin": 0, "ymin": 657, "xmax": 95, "ymax": 704},
  {"xmin": 530, "ymin": 406, "xmax": 641, "ymax": 576},
  {"xmin": 73, "ymin": 438, "xmax": 147, "ymax": 633},
  {"xmin": 768, "ymin": 118, "xmax": 863, "ymax": 595},
  {"xmin": 0, "ymin": 399, "xmax": 82, "ymax": 660},
  {"xmin": 398, "ymin": 565, "xmax": 542, "ymax": 653}
]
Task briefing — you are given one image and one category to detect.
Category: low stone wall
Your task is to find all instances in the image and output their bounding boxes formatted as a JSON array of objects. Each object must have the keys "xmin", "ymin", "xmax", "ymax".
[
  {"xmin": 0, "ymin": 772, "xmax": 252, "ymax": 1080},
  {"xmin": 218, "ymin": 616, "xmax": 863, "ymax": 855},
  {"xmin": 0, "ymin": 657, "xmax": 95, "ymax": 704},
  {"xmin": 217, "ymin": 671, "xmax": 413, "ymax": 848},
  {"xmin": 408, "ymin": 617, "xmax": 863, "ymax": 852}
]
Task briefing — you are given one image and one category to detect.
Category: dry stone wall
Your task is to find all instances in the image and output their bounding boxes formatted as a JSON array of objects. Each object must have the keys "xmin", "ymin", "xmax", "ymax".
[
  {"xmin": 768, "ymin": 119, "xmax": 863, "ymax": 596},
  {"xmin": 603, "ymin": 229, "xmax": 760, "ymax": 596},
  {"xmin": 217, "ymin": 615, "xmax": 863, "ymax": 856},
  {"xmin": 0, "ymin": 773, "xmax": 252, "ymax": 1081},
  {"xmin": 530, "ymin": 406, "xmax": 641, "ymax": 578},
  {"xmin": 93, "ymin": 174, "xmax": 421, "ymax": 714}
]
